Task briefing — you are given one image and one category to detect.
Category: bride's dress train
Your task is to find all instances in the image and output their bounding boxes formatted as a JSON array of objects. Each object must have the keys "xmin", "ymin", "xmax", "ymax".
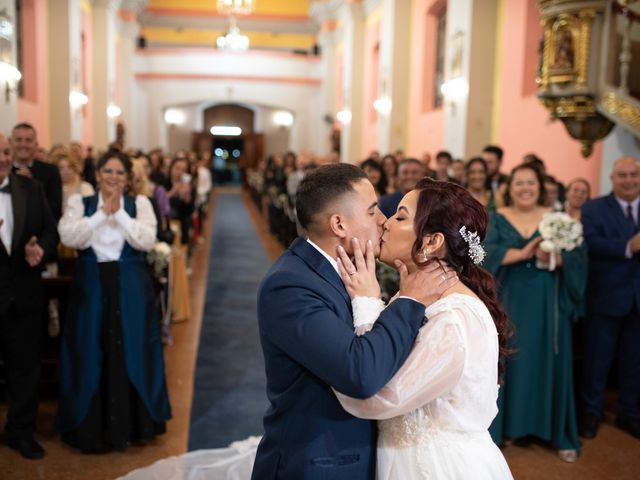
[{"xmin": 120, "ymin": 293, "xmax": 512, "ymax": 479}]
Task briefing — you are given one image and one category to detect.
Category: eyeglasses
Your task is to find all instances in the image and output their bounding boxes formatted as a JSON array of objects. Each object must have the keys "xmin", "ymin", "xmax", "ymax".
[{"xmin": 101, "ymin": 168, "xmax": 126, "ymax": 176}]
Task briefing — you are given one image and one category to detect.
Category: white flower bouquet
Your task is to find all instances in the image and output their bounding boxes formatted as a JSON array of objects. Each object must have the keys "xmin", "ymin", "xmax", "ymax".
[
  {"xmin": 537, "ymin": 212, "xmax": 583, "ymax": 270},
  {"xmin": 147, "ymin": 241, "xmax": 172, "ymax": 279}
]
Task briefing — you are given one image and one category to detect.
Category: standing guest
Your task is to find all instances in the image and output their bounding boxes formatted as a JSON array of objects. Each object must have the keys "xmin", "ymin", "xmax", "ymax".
[
  {"xmin": 483, "ymin": 145, "xmax": 508, "ymax": 195},
  {"xmin": 166, "ymin": 157, "xmax": 195, "ymax": 247},
  {"xmin": 465, "ymin": 157, "xmax": 496, "ymax": 211},
  {"xmin": 360, "ymin": 158, "xmax": 387, "ymax": 197},
  {"xmin": 579, "ymin": 157, "xmax": 640, "ymax": 440},
  {"xmin": 485, "ymin": 163, "xmax": 586, "ymax": 462},
  {"xmin": 52, "ymin": 151, "xmax": 95, "ymax": 209},
  {"xmin": 10, "ymin": 123, "xmax": 63, "ymax": 221},
  {"xmin": 421, "ymin": 152, "xmax": 434, "ymax": 177},
  {"xmin": 56, "ymin": 151, "xmax": 171, "ymax": 452},
  {"xmin": 381, "ymin": 154, "xmax": 398, "ymax": 194},
  {"xmin": 0, "ymin": 134, "xmax": 57, "ymax": 459},
  {"xmin": 378, "ymin": 158, "xmax": 426, "ymax": 218},
  {"xmin": 430, "ymin": 150, "xmax": 457, "ymax": 183},
  {"xmin": 140, "ymin": 155, "xmax": 171, "ymax": 220},
  {"xmin": 564, "ymin": 178, "xmax": 591, "ymax": 221},
  {"xmin": 82, "ymin": 145, "xmax": 97, "ymax": 188},
  {"xmin": 544, "ymin": 175, "xmax": 563, "ymax": 211},
  {"xmin": 451, "ymin": 159, "xmax": 466, "ymax": 184}
]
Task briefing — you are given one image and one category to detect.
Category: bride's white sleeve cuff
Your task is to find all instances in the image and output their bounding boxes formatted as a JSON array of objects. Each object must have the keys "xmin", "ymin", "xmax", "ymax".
[{"xmin": 352, "ymin": 296, "xmax": 385, "ymax": 333}]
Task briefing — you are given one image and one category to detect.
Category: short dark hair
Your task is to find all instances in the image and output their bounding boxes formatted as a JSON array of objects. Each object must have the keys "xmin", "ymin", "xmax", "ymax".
[
  {"xmin": 296, "ymin": 163, "xmax": 367, "ymax": 232},
  {"xmin": 435, "ymin": 151, "xmax": 453, "ymax": 163},
  {"xmin": 465, "ymin": 156, "xmax": 487, "ymax": 173},
  {"xmin": 96, "ymin": 150, "xmax": 133, "ymax": 181},
  {"xmin": 398, "ymin": 157, "xmax": 425, "ymax": 170},
  {"xmin": 483, "ymin": 145, "xmax": 504, "ymax": 161},
  {"xmin": 12, "ymin": 122, "xmax": 37, "ymax": 135}
]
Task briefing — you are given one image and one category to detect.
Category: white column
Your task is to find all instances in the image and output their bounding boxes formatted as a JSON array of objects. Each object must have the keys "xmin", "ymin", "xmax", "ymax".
[
  {"xmin": 91, "ymin": 0, "xmax": 118, "ymax": 150},
  {"xmin": 47, "ymin": 0, "xmax": 83, "ymax": 145},
  {"xmin": 339, "ymin": 2, "xmax": 366, "ymax": 164},
  {"xmin": 0, "ymin": 0, "xmax": 18, "ymax": 133},
  {"xmin": 377, "ymin": 0, "xmax": 411, "ymax": 154}
]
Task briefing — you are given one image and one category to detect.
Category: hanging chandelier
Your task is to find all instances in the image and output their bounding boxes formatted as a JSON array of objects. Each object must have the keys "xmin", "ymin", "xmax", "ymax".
[
  {"xmin": 216, "ymin": 17, "xmax": 249, "ymax": 50},
  {"xmin": 216, "ymin": 0, "xmax": 254, "ymax": 16}
]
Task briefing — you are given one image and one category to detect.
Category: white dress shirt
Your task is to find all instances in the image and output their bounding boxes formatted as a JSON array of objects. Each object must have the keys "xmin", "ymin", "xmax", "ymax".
[
  {"xmin": 0, "ymin": 177, "xmax": 13, "ymax": 253},
  {"xmin": 58, "ymin": 193, "xmax": 157, "ymax": 262},
  {"xmin": 307, "ymin": 238, "xmax": 340, "ymax": 275}
]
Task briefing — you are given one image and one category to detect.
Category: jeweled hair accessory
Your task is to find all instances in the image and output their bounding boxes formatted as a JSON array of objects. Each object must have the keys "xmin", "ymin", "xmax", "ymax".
[{"xmin": 459, "ymin": 226, "xmax": 485, "ymax": 265}]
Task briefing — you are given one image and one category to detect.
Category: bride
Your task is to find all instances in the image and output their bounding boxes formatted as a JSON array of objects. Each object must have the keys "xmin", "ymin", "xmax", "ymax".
[
  {"xmin": 334, "ymin": 178, "xmax": 513, "ymax": 479},
  {"xmin": 121, "ymin": 179, "xmax": 513, "ymax": 480}
]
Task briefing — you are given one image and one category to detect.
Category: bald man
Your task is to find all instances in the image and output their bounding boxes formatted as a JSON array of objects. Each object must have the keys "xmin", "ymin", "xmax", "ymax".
[
  {"xmin": 0, "ymin": 134, "xmax": 57, "ymax": 459},
  {"xmin": 580, "ymin": 157, "xmax": 640, "ymax": 440}
]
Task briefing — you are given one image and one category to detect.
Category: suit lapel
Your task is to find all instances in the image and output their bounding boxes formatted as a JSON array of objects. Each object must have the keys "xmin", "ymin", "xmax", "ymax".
[
  {"xmin": 606, "ymin": 194, "xmax": 633, "ymax": 237},
  {"xmin": 10, "ymin": 174, "xmax": 27, "ymax": 256},
  {"xmin": 289, "ymin": 237, "xmax": 351, "ymax": 306}
]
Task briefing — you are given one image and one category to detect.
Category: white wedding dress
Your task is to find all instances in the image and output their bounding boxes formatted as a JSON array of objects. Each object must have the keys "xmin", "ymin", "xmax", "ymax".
[
  {"xmin": 337, "ymin": 293, "xmax": 513, "ymax": 479},
  {"xmin": 120, "ymin": 293, "xmax": 512, "ymax": 480}
]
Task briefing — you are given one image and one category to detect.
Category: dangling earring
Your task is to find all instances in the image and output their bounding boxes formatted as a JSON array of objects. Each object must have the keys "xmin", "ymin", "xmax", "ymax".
[{"xmin": 422, "ymin": 249, "xmax": 430, "ymax": 262}]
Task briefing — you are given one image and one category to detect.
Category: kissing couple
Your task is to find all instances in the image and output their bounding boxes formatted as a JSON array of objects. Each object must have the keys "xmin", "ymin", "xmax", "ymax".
[{"xmin": 251, "ymin": 164, "xmax": 513, "ymax": 479}]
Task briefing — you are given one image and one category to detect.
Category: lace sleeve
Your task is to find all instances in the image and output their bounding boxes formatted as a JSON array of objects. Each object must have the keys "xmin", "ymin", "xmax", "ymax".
[
  {"xmin": 335, "ymin": 306, "xmax": 466, "ymax": 420},
  {"xmin": 352, "ymin": 296, "xmax": 386, "ymax": 335}
]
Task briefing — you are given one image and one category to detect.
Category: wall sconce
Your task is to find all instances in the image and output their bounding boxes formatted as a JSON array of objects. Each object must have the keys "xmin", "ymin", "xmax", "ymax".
[
  {"xmin": 373, "ymin": 97, "xmax": 392, "ymax": 115},
  {"xmin": 273, "ymin": 110, "xmax": 294, "ymax": 128},
  {"xmin": 164, "ymin": 108, "xmax": 186, "ymax": 126},
  {"xmin": 107, "ymin": 104, "xmax": 121, "ymax": 118},
  {"xmin": 69, "ymin": 90, "xmax": 89, "ymax": 109},
  {"xmin": 336, "ymin": 109, "xmax": 352, "ymax": 124},
  {"xmin": 0, "ymin": 61, "xmax": 21, "ymax": 102}
]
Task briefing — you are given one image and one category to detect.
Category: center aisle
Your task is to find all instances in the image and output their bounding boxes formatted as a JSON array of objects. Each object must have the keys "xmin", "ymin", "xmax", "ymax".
[{"xmin": 188, "ymin": 191, "xmax": 271, "ymax": 450}]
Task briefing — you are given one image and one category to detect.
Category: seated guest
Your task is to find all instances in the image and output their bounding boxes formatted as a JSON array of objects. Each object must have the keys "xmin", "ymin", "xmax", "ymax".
[
  {"xmin": 380, "ymin": 154, "xmax": 398, "ymax": 194},
  {"xmin": 485, "ymin": 163, "xmax": 586, "ymax": 462},
  {"xmin": 430, "ymin": 150, "xmax": 458, "ymax": 183},
  {"xmin": 11, "ymin": 123, "xmax": 63, "ymax": 221},
  {"xmin": 52, "ymin": 150, "xmax": 95, "ymax": 209},
  {"xmin": 359, "ymin": 158, "xmax": 387, "ymax": 197},
  {"xmin": 379, "ymin": 158, "xmax": 426, "ymax": 218},
  {"xmin": 544, "ymin": 175, "xmax": 563, "ymax": 211},
  {"xmin": 0, "ymin": 134, "xmax": 57, "ymax": 459},
  {"xmin": 166, "ymin": 157, "xmax": 195, "ymax": 247},
  {"xmin": 580, "ymin": 157, "xmax": 640, "ymax": 440},
  {"xmin": 56, "ymin": 150, "xmax": 171, "ymax": 452},
  {"xmin": 465, "ymin": 157, "xmax": 496, "ymax": 211},
  {"xmin": 564, "ymin": 178, "xmax": 590, "ymax": 221}
]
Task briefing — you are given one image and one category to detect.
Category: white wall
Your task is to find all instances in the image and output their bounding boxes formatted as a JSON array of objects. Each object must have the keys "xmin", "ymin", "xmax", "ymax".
[{"xmin": 131, "ymin": 50, "xmax": 323, "ymax": 153}]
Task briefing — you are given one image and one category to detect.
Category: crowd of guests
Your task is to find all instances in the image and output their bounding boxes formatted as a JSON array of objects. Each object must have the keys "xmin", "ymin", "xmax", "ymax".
[
  {"xmin": 0, "ymin": 122, "xmax": 213, "ymax": 459},
  {"xmin": 252, "ymin": 144, "xmax": 640, "ymax": 464}
]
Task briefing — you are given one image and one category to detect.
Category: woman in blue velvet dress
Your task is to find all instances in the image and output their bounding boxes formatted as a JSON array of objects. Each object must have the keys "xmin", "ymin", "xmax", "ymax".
[{"xmin": 57, "ymin": 150, "xmax": 171, "ymax": 452}]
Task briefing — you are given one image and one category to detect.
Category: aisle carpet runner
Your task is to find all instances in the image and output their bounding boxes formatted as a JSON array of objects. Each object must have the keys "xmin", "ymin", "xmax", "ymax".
[{"xmin": 188, "ymin": 192, "xmax": 270, "ymax": 450}]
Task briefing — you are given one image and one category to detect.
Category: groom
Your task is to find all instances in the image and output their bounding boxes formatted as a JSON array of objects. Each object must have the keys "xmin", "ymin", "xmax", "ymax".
[{"xmin": 252, "ymin": 163, "xmax": 456, "ymax": 479}]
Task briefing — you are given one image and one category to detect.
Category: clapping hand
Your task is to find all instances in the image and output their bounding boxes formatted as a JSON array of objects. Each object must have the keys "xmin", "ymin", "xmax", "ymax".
[
  {"xmin": 101, "ymin": 187, "xmax": 122, "ymax": 215},
  {"xmin": 520, "ymin": 237, "xmax": 543, "ymax": 261},
  {"xmin": 25, "ymin": 236, "xmax": 44, "ymax": 267},
  {"xmin": 397, "ymin": 259, "xmax": 458, "ymax": 308},
  {"xmin": 15, "ymin": 166, "xmax": 32, "ymax": 179},
  {"xmin": 336, "ymin": 238, "xmax": 381, "ymax": 299}
]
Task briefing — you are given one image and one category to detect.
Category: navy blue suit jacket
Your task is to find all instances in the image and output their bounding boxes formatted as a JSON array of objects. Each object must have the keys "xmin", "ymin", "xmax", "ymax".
[
  {"xmin": 581, "ymin": 194, "xmax": 640, "ymax": 316},
  {"xmin": 378, "ymin": 191, "xmax": 403, "ymax": 218},
  {"xmin": 251, "ymin": 238, "xmax": 425, "ymax": 479}
]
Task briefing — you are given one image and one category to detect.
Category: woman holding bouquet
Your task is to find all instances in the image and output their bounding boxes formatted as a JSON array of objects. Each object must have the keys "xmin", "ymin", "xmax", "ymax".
[
  {"xmin": 484, "ymin": 163, "xmax": 586, "ymax": 461},
  {"xmin": 57, "ymin": 150, "xmax": 171, "ymax": 452}
]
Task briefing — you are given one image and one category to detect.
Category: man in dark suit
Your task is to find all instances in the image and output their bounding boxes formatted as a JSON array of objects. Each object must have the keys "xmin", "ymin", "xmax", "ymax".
[
  {"xmin": 482, "ymin": 145, "xmax": 508, "ymax": 195},
  {"xmin": 11, "ymin": 123, "xmax": 63, "ymax": 220},
  {"xmin": 378, "ymin": 158, "xmax": 426, "ymax": 218},
  {"xmin": 580, "ymin": 156, "xmax": 640, "ymax": 440},
  {"xmin": 0, "ymin": 134, "xmax": 58, "ymax": 459},
  {"xmin": 251, "ymin": 164, "xmax": 457, "ymax": 479}
]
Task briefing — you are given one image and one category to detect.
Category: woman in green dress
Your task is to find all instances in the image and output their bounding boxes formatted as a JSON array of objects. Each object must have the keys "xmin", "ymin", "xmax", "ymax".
[{"xmin": 484, "ymin": 163, "xmax": 586, "ymax": 462}]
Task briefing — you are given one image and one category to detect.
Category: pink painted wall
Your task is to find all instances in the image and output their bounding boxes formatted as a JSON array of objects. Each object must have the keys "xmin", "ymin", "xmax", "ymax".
[
  {"xmin": 407, "ymin": 0, "xmax": 445, "ymax": 158},
  {"xmin": 496, "ymin": 0, "xmax": 603, "ymax": 193},
  {"xmin": 361, "ymin": 18, "xmax": 380, "ymax": 158},
  {"xmin": 17, "ymin": 0, "xmax": 50, "ymax": 147},
  {"xmin": 81, "ymin": 8, "xmax": 93, "ymax": 147}
]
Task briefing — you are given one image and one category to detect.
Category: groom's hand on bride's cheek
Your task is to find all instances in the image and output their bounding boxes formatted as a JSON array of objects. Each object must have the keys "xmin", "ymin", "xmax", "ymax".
[{"xmin": 396, "ymin": 260, "xmax": 458, "ymax": 308}]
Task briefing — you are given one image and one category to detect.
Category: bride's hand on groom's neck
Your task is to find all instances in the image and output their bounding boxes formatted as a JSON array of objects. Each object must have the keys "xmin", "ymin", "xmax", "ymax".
[
  {"xmin": 336, "ymin": 238, "xmax": 381, "ymax": 299},
  {"xmin": 397, "ymin": 260, "xmax": 458, "ymax": 308}
]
